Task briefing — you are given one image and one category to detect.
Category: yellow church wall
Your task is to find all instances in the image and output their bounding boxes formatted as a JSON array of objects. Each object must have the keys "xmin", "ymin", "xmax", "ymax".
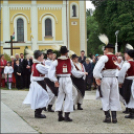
[
  {"xmin": 0, "ymin": 46, "xmax": 3, "ymax": 54},
  {"xmin": 69, "ymin": 1, "xmax": 80, "ymax": 55},
  {"xmin": 1, "ymin": 8, "xmax": 3, "ymax": 42},
  {"xmin": 39, "ymin": 45, "xmax": 54, "ymax": 50},
  {"xmin": 9, "ymin": 9, "xmax": 31, "ymax": 41},
  {"xmin": 37, "ymin": 1, "xmax": 62, "ymax": 5},
  {"xmin": 8, "ymin": 1, "xmax": 31, "ymax": 4},
  {"xmin": 12, "ymin": 46, "xmax": 31, "ymax": 56},
  {"xmin": 38, "ymin": 9, "xmax": 62, "ymax": 41}
]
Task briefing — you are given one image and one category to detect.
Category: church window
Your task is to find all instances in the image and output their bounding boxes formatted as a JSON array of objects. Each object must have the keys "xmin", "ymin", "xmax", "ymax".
[
  {"xmin": 17, "ymin": 19, "xmax": 24, "ymax": 42},
  {"xmin": 45, "ymin": 19, "xmax": 52, "ymax": 36},
  {"xmin": 72, "ymin": 5, "xmax": 77, "ymax": 17}
]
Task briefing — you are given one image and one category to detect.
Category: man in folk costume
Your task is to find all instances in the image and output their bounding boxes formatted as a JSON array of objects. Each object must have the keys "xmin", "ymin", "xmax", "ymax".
[
  {"xmin": 93, "ymin": 34, "xmax": 121, "ymax": 123},
  {"xmin": 23, "ymin": 50, "xmax": 49, "ymax": 118},
  {"xmin": 44, "ymin": 49, "xmax": 58, "ymax": 112},
  {"xmin": 71, "ymin": 54, "xmax": 86, "ymax": 110},
  {"xmin": 118, "ymin": 44, "xmax": 134, "ymax": 119},
  {"xmin": 48, "ymin": 46, "xmax": 87, "ymax": 122}
]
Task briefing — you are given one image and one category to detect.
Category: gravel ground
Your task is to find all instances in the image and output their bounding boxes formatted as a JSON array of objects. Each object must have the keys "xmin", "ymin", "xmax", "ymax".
[{"xmin": 1, "ymin": 89, "xmax": 134, "ymax": 133}]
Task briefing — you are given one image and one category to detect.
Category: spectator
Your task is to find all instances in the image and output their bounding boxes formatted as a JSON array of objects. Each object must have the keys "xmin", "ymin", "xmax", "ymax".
[
  {"xmin": 78, "ymin": 50, "xmax": 86, "ymax": 64},
  {"xmin": 24, "ymin": 55, "xmax": 33, "ymax": 88},
  {"xmin": 11, "ymin": 56, "xmax": 16, "ymax": 88},
  {"xmin": 117, "ymin": 56, "xmax": 124, "ymax": 68},
  {"xmin": 0, "ymin": 54, "xmax": 7, "ymax": 88},
  {"xmin": 83, "ymin": 58, "xmax": 93, "ymax": 91},
  {"xmin": 4, "ymin": 62, "xmax": 14, "ymax": 90},
  {"xmin": 14, "ymin": 53, "xmax": 20, "ymax": 63},
  {"xmin": 14, "ymin": 60, "xmax": 23, "ymax": 89},
  {"xmin": 19, "ymin": 53, "xmax": 25, "ymax": 88},
  {"xmin": 92, "ymin": 57, "xmax": 97, "ymax": 90}
]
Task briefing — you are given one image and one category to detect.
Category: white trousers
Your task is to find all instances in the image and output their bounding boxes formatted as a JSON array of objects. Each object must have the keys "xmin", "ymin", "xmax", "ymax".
[
  {"xmin": 72, "ymin": 86, "xmax": 83, "ymax": 105},
  {"xmin": 55, "ymin": 77, "xmax": 73, "ymax": 112},
  {"xmin": 101, "ymin": 77, "xmax": 121, "ymax": 111},
  {"xmin": 47, "ymin": 86, "xmax": 55, "ymax": 105}
]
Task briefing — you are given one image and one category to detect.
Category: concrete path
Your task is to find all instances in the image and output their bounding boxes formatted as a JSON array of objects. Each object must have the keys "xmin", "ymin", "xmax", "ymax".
[{"xmin": 1, "ymin": 101, "xmax": 38, "ymax": 133}]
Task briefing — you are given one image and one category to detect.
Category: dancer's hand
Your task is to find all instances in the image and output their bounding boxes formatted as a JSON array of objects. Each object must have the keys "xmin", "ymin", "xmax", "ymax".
[
  {"xmin": 96, "ymin": 79, "xmax": 101, "ymax": 86},
  {"xmin": 55, "ymin": 81, "xmax": 59, "ymax": 87},
  {"xmin": 84, "ymin": 72, "xmax": 88, "ymax": 75},
  {"xmin": 119, "ymin": 84, "xmax": 122, "ymax": 88}
]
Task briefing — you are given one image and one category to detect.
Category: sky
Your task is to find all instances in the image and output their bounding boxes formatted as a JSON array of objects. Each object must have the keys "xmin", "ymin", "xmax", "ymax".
[{"xmin": 86, "ymin": 1, "xmax": 95, "ymax": 10}]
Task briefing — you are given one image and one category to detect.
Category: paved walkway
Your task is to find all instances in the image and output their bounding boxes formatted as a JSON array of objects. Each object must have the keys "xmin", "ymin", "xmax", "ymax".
[
  {"xmin": 1, "ymin": 101, "xmax": 38, "ymax": 133},
  {"xmin": 1, "ymin": 89, "xmax": 134, "ymax": 133}
]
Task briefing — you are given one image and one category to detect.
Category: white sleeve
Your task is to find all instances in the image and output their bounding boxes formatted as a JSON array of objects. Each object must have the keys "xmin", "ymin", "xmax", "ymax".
[
  {"xmin": 118, "ymin": 62, "xmax": 130, "ymax": 84},
  {"xmin": 4, "ymin": 67, "xmax": 7, "ymax": 74},
  {"xmin": 71, "ymin": 60, "xmax": 85, "ymax": 78},
  {"xmin": 93, "ymin": 55, "xmax": 108, "ymax": 79},
  {"xmin": 10, "ymin": 67, "xmax": 14, "ymax": 73},
  {"xmin": 83, "ymin": 65, "xmax": 86, "ymax": 80},
  {"xmin": 48, "ymin": 60, "xmax": 58, "ymax": 82},
  {"xmin": 36, "ymin": 64, "xmax": 49, "ymax": 75}
]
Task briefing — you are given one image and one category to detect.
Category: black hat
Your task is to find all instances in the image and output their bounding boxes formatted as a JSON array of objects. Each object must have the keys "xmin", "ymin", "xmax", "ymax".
[
  {"xmin": 34, "ymin": 50, "xmax": 43, "ymax": 59},
  {"xmin": 126, "ymin": 50, "xmax": 134, "ymax": 58},
  {"xmin": 71, "ymin": 54, "xmax": 78, "ymax": 60},
  {"xmin": 105, "ymin": 44, "xmax": 115, "ymax": 49},
  {"xmin": 59, "ymin": 46, "xmax": 69, "ymax": 54},
  {"xmin": 47, "ymin": 49, "xmax": 53, "ymax": 55}
]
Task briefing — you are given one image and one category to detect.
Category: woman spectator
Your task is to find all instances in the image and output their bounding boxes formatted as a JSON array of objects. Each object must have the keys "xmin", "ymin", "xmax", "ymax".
[
  {"xmin": 83, "ymin": 58, "xmax": 93, "ymax": 91},
  {"xmin": 11, "ymin": 56, "xmax": 16, "ymax": 88},
  {"xmin": 92, "ymin": 57, "xmax": 97, "ymax": 90},
  {"xmin": 0, "ymin": 54, "xmax": 7, "ymax": 88}
]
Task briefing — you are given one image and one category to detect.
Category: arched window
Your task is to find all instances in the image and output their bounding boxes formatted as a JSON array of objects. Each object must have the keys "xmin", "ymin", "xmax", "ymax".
[
  {"xmin": 17, "ymin": 19, "xmax": 24, "ymax": 42},
  {"xmin": 72, "ymin": 5, "xmax": 77, "ymax": 17},
  {"xmin": 45, "ymin": 19, "xmax": 52, "ymax": 36}
]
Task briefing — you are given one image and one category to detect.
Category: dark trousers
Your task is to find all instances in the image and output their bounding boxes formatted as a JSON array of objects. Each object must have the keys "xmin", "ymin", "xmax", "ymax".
[
  {"xmin": 24, "ymin": 73, "xmax": 31, "ymax": 88},
  {"xmin": 85, "ymin": 76, "xmax": 92, "ymax": 90},
  {"xmin": 15, "ymin": 75, "xmax": 23, "ymax": 89}
]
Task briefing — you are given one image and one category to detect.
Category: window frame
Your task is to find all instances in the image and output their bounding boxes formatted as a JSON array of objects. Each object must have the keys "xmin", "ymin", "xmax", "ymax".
[
  {"xmin": 45, "ymin": 18, "xmax": 52, "ymax": 37},
  {"xmin": 17, "ymin": 18, "xmax": 24, "ymax": 42},
  {"xmin": 70, "ymin": 2, "xmax": 79, "ymax": 19},
  {"xmin": 42, "ymin": 16, "xmax": 55, "ymax": 41},
  {"xmin": 14, "ymin": 15, "xmax": 27, "ymax": 42}
]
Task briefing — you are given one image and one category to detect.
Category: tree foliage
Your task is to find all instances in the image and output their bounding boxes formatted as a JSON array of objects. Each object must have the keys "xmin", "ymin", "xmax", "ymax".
[{"xmin": 90, "ymin": 0, "xmax": 134, "ymax": 51}]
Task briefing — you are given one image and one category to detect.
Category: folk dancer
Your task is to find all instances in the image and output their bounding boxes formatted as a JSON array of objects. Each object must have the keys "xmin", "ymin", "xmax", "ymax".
[
  {"xmin": 48, "ymin": 46, "xmax": 87, "ymax": 122},
  {"xmin": 71, "ymin": 54, "xmax": 86, "ymax": 110},
  {"xmin": 44, "ymin": 49, "xmax": 58, "ymax": 112},
  {"xmin": 23, "ymin": 50, "xmax": 49, "ymax": 118},
  {"xmin": 118, "ymin": 44, "xmax": 134, "ymax": 119},
  {"xmin": 93, "ymin": 34, "xmax": 121, "ymax": 123}
]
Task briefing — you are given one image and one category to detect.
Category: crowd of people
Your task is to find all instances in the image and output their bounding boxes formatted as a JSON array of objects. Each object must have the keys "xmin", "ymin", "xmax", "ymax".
[
  {"xmin": 0, "ymin": 34, "xmax": 134, "ymax": 123},
  {"xmin": 0, "ymin": 53, "xmax": 33, "ymax": 89}
]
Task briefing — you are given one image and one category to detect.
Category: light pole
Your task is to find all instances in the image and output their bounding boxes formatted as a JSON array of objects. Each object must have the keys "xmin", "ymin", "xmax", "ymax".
[{"xmin": 115, "ymin": 30, "xmax": 119, "ymax": 53}]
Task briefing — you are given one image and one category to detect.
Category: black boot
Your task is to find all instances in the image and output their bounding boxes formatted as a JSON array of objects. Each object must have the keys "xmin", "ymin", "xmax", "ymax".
[
  {"xmin": 125, "ymin": 109, "xmax": 134, "ymax": 119},
  {"xmin": 77, "ymin": 103, "xmax": 83, "ymax": 110},
  {"xmin": 47, "ymin": 105, "xmax": 54, "ymax": 112},
  {"xmin": 35, "ymin": 109, "xmax": 46, "ymax": 118},
  {"xmin": 103, "ymin": 111, "xmax": 111, "ymax": 123},
  {"xmin": 65, "ymin": 112, "xmax": 73, "ymax": 122},
  {"xmin": 123, "ymin": 108, "xmax": 130, "ymax": 114},
  {"xmin": 43, "ymin": 107, "xmax": 47, "ymax": 111},
  {"xmin": 58, "ymin": 111, "xmax": 64, "ymax": 121},
  {"xmin": 111, "ymin": 111, "xmax": 117, "ymax": 123}
]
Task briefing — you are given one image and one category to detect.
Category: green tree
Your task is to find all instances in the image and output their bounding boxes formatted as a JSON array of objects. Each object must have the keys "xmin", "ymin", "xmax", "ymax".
[
  {"xmin": 90, "ymin": 0, "xmax": 134, "ymax": 51},
  {"xmin": 87, "ymin": 10, "xmax": 103, "ymax": 55}
]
